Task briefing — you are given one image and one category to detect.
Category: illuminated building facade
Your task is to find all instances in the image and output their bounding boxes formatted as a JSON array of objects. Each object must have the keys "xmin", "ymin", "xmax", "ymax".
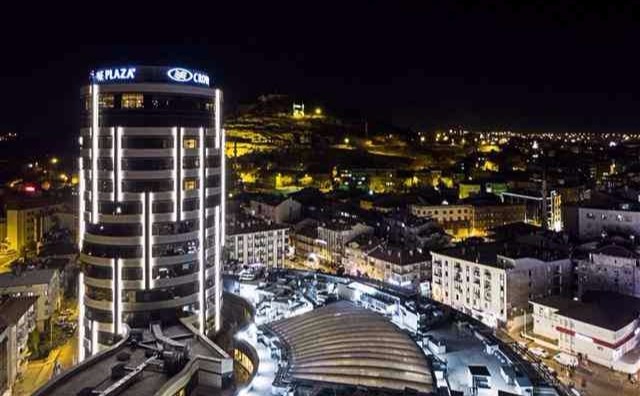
[{"xmin": 78, "ymin": 66, "xmax": 225, "ymax": 359}]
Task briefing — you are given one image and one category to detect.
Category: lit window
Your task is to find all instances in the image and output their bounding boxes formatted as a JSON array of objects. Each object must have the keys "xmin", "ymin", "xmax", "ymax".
[
  {"xmin": 183, "ymin": 138, "xmax": 198, "ymax": 149},
  {"xmin": 183, "ymin": 178, "xmax": 198, "ymax": 191},
  {"xmin": 121, "ymin": 93, "xmax": 144, "ymax": 109},
  {"xmin": 99, "ymin": 94, "xmax": 115, "ymax": 109}
]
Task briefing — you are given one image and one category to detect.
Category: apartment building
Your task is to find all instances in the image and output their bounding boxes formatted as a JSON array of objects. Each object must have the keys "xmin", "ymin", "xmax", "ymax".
[
  {"xmin": 226, "ymin": 216, "xmax": 289, "ymax": 269},
  {"xmin": 0, "ymin": 269, "xmax": 60, "ymax": 331},
  {"xmin": 577, "ymin": 244, "xmax": 640, "ymax": 298},
  {"xmin": 431, "ymin": 242, "xmax": 572, "ymax": 329}
]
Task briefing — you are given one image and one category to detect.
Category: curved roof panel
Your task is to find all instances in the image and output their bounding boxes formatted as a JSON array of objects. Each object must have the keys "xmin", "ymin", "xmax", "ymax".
[{"xmin": 267, "ymin": 300, "xmax": 433, "ymax": 393}]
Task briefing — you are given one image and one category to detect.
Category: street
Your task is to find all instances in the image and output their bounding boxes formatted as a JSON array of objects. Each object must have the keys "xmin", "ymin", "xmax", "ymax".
[
  {"xmin": 0, "ymin": 252, "xmax": 18, "ymax": 273},
  {"xmin": 13, "ymin": 334, "xmax": 77, "ymax": 395},
  {"xmin": 504, "ymin": 328, "xmax": 640, "ymax": 396}
]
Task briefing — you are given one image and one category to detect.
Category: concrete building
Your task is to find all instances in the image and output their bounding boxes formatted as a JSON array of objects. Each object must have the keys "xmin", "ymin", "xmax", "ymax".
[
  {"xmin": 317, "ymin": 219, "xmax": 373, "ymax": 266},
  {"xmin": 500, "ymin": 190, "xmax": 563, "ymax": 231},
  {"xmin": 343, "ymin": 234, "xmax": 382, "ymax": 278},
  {"xmin": 5, "ymin": 199, "xmax": 65, "ymax": 253},
  {"xmin": 410, "ymin": 203, "xmax": 473, "ymax": 239},
  {"xmin": 249, "ymin": 195, "xmax": 301, "ymax": 224},
  {"xmin": 577, "ymin": 244, "xmax": 640, "ymax": 298},
  {"xmin": 0, "ymin": 297, "xmax": 37, "ymax": 395},
  {"xmin": 0, "ymin": 269, "xmax": 60, "ymax": 331},
  {"xmin": 531, "ymin": 291, "xmax": 640, "ymax": 374},
  {"xmin": 469, "ymin": 200, "xmax": 526, "ymax": 234},
  {"xmin": 78, "ymin": 65, "xmax": 225, "ymax": 357},
  {"xmin": 566, "ymin": 202, "xmax": 640, "ymax": 240},
  {"xmin": 431, "ymin": 242, "xmax": 572, "ymax": 329},
  {"xmin": 367, "ymin": 244, "xmax": 431, "ymax": 288},
  {"xmin": 226, "ymin": 216, "xmax": 289, "ymax": 269}
]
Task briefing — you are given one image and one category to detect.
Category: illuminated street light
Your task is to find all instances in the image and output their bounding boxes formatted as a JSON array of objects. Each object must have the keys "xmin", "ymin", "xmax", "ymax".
[
  {"xmin": 314, "ymin": 107, "xmax": 322, "ymax": 115},
  {"xmin": 344, "ymin": 137, "xmax": 350, "ymax": 145},
  {"xmin": 50, "ymin": 157, "xmax": 59, "ymax": 165}
]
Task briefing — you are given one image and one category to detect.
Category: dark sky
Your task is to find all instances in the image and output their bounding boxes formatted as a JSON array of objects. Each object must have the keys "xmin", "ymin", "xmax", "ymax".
[{"xmin": 2, "ymin": 2, "xmax": 640, "ymax": 152}]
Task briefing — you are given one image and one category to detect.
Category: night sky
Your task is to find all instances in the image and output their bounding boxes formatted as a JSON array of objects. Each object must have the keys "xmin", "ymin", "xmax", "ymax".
[{"xmin": 1, "ymin": 2, "xmax": 640, "ymax": 153}]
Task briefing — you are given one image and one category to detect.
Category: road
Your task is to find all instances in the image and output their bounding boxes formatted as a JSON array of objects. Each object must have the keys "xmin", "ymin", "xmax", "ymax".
[
  {"xmin": 0, "ymin": 252, "xmax": 18, "ymax": 273},
  {"xmin": 14, "ymin": 333, "xmax": 77, "ymax": 395},
  {"xmin": 505, "ymin": 328, "xmax": 640, "ymax": 396}
]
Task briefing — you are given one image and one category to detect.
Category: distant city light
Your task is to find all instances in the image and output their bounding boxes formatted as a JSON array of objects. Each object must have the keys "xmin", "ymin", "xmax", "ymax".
[
  {"xmin": 50, "ymin": 157, "xmax": 59, "ymax": 164},
  {"xmin": 314, "ymin": 107, "xmax": 322, "ymax": 115}
]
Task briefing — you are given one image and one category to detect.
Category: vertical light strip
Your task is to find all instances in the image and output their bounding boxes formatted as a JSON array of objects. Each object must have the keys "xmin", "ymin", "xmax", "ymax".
[
  {"xmin": 214, "ymin": 206, "xmax": 221, "ymax": 332},
  {"xmin": 91, "ymin": 320, "xmax": 98, "ymax": 356},
  {"xmin": 179, "ymin": 127, "xmax": 185, "ymax": 221},
  {"xmin": 198, "ymin": 127, "xmax": 206, "ymax": 334},
  {"xmin": 115, "ymin": 127, "xmax": 122, "ymax": 202},
  {"xmin": 214, "ymin": 89, "xmax": 221, "ymax": 148},
  {"xmin": 149, "ymin": 192, "xmax": 155, "ymax": 290},
  {"xmin": 172, "ymin": 126, "xmax": 178, "ymax": 222},
  {"xmin": 111, "ymin": 258, "xmax": 117, "ymax": 335},
  {"xmin": 114, "ymin": 258, "xmax": 122, "ymax": 335},
  {"xmin": 110, "ymin": 127, "xmax": 115, "ymax": 202},
  {"xmin": 142, "ymin": 192, "xmax": 148, "ymax": 289},
  {"xmin": 91, "ymin": 84, "xmax": 100, "ymax": 223},
  {"xmin": 78, "ymin": 272, "xmax": 85, "ymax": 362},
  {"xmin": 78, "ymin": 157, "xmax": 85, "ymax": 251},
  {"xmin": 221, "ymin": 128, "xmax": 226, "ymax": 246}
]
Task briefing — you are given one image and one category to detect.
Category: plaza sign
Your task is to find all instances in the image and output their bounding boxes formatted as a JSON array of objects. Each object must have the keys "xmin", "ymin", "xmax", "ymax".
[{"xmin": 94, "ymin": 67, "xmax": 136, "ymax": 82}]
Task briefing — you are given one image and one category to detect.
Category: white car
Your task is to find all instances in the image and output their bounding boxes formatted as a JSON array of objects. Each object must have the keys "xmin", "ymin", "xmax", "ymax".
[
  {"xmin": 554, "ymin": 352, "xmax": 578, "ymax": 367},
  {"xmin": 529, "ymin": 347, "xmax": 549, "ymax": 359}
]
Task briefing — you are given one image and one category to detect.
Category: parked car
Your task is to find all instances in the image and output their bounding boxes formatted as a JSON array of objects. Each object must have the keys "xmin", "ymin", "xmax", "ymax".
[
  {"xmin": 554, "ymin": 352, "xmax": 578, "ymax": 367},
  {"xmin": 529, "ymin": 347, "xmax": 549, "ymax": 359}
]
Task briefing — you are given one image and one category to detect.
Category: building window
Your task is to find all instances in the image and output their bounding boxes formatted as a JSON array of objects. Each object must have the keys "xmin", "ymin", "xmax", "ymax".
[
  {"xmin": 121, "ymin": 93, "xmax": 144, "ymax": 109},
  {"xmin": 183, "ymin": 137, "xmax": 198, "ymax": 149},
  {"xmin": 99, "ymin": 94, "xmax": 115, "ymax": 109},
  {"xmin": 183, "ymin": 178, "xmax": 198, "ymax": 191}
]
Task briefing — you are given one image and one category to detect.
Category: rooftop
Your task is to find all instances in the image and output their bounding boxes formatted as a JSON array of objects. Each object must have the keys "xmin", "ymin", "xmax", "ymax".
[
  {"xmin": 0, "ymin": 269, "xmax": 57, "ymax": 288},
  {"xmin": 0, "ymin": 296, "xmax": 37, "ymax": 324},
  {"xmin": 432, "ymin": 241, "xmax": 569, "ymax": 268},
  {"xmin": 34, "ymin": 319, "xmax": 232, "ymax": 396},
  {"xmin": 593, "ymin": 244, "xmax": 639, "ymax": 259},
  {"xmin": 265, "ymin": 300, "xmax": 433, "ymax": 394},
  {"xmin": 227, "ymin": 215, "xmax": 289, "ymax": 235},
  {"xmin": 532, "ymin": 291, "xmax": 640, "ymax": 331},
  {"xmin": 368, "ymin": 244, "xmax": 430, "ymax": 266}
]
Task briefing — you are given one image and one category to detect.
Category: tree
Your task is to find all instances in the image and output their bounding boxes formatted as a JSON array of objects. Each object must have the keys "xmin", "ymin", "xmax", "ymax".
[{"xmin": 28, "ymin": 329, "xmax": 40, "ymax": 358}]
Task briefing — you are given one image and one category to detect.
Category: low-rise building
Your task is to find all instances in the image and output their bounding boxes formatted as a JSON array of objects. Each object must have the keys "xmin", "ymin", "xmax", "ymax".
[
  {"xmin": 500, "ymin": 189, "xmax": 562, "ymax": 231},
  {"xmin": 5, "ymin": 199, "xmax": 65, "ymax": 253},
  {"xmin": 0, "ymin": 296, "xmax": 37, "ymax": 395},
  {"xmin": 577, "ymin": 244, "xmax": 640, "ymax": 298},
  {"xmin": 226, "ymin": 216, "xmax": 289, "ymax": 269},
  {"xmin": 0, "ymin": 269, "xmax": 60, "ymax": 331},
  {"xmin": 431, "ymin": 242, "xmax": 572, "ymax": 329},
  {"xmin": 531, "ymin": 291, "xmax": 640, "ymax": 373},
  {"xmin": 343, "ymin": 234, "xmax": 382, "ymax": 278},
  {"xmin": 468, "ymin": 199, "xmax": 526, "ymax": 234},
  {"xmin": 566, "ymin": 202, "xmax": 640, "ymax": 241},
  {"xmin": 410, "ymin": 203, "xmax": 473, "ymax": 239},
  {"xmin": 249, "ymin": 195, "xmax": 301, "ymax": 224},
  {"xmin": 367, "ymin": 244, "xmax": 431, "ymax": 288},
  {"xmin": 317, "ymin": 219, "xmax": 373, "ymax": 267}
]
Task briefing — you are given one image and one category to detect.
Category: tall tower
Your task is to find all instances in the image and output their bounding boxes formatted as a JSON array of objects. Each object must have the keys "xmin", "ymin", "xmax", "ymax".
[{"xmin": 77, "ymin": 66, "xmax": 225, "ymax": 360}]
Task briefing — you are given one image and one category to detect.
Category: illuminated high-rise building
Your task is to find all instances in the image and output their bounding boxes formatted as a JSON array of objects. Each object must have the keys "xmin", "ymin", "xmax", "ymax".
[{"xmin": 77, "ymin": 66, "xmax": 225, "ymax": 359}]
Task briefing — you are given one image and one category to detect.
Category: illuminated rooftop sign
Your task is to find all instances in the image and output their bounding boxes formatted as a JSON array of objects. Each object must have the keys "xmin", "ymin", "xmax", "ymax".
[
  {"xmin": 94, "ymin": 67, "xmax": 136, "ymax": 83},
  {"xmin": 167, "ymin": 68, "xmax": 210, "ymax": 86},
  {"xmin": 91, "ymin": 66, "xmax": 211, "ymax": 87}
]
